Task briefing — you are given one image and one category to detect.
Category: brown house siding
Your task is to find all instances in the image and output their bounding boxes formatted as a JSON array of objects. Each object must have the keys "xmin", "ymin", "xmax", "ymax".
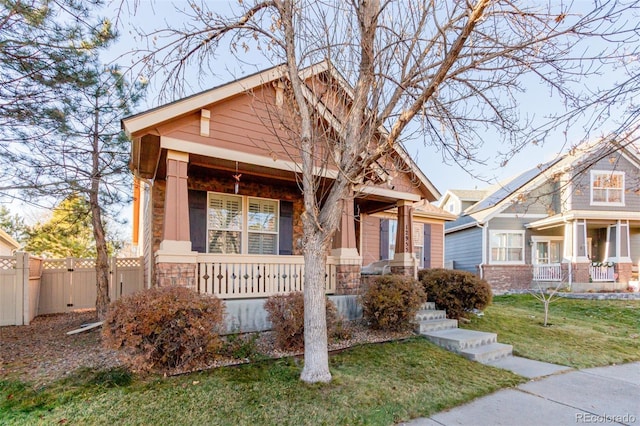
[
  {"xmin": 360, "ymin": 214, "xmax": 381, "ymax": 266},
  {"xmin": 429, "ymin": 222, "xmax": 444, "ymax": 268}
]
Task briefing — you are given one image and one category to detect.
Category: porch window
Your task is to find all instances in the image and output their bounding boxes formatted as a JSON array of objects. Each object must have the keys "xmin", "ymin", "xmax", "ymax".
[
  {"xmin": 591, "ymin": 171, "xmax": 624, "ymax": 206},
  {"xmin": 413, "ymin": 223, "xmax": 424, "ymax": 268},
  {"xmin": 381, "ymin": 219, "xmax": 425, "ymax": 265},
  {"xmin": 248, "ymin": 198, "xmax": 278, "ymax": 255},
  {"xmin": 388, "ymin": 219, "xmax": 397, "ymax": 259},
  {"xmin": 208, "ymin": 193, "xmax": 243, "ymax": 254},
  {"xmin": 533, "ymin": 239, "xmax": 562, "ymax": 264},
  {"xmin": 490, "ymin": 231, "xmax": 524, "ymax": 264},
  {"xmin": 207, "ymin": 193, "xmax": 279, "ymax": 255}
]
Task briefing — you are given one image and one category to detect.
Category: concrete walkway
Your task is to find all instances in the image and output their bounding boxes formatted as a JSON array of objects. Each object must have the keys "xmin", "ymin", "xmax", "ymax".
[{"xmin": 404, "ymin": 360, "xmax": 640, "ymax": 426}]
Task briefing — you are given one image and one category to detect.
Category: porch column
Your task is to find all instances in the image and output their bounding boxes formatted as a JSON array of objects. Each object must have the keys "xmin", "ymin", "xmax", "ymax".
[
  {"xmin": 390, "ymin": 200, "xmax": 417, "ymax": 277},
  {"xmin": 612, "ymin": 220, "xmax": 633, "ymax": 284},
  {"xmin": 156, "ymin": 150, "xmax": 197, "ymax": 289},
  {"xmin": 572, "ymin": 219, "xmax": 590, "ymax": 283},
  {"xmin": 331, "ymin": 197, "xmax": 361, "ymax": 295}
]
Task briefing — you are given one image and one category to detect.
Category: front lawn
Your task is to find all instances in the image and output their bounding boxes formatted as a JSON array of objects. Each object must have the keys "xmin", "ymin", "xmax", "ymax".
[
  {"xmin": 462, "ymin": 294, "xmax": 640, "ymax": 368},
  {"xmin": 0, "ymin": 339, "xmax": 522, "ymax": 425},
  {"xmin": 2, "ymin": 294, "xmax": 638, "ymax": 425}
]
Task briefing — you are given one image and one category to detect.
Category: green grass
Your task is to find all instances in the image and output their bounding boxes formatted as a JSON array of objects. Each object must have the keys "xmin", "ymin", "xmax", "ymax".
[
  {"xmin": 462, "ymin": 294, "xmax": 640, "ymax": 368},
  {"xmin": 3, "ymin": 295, "xmax": 638, "ymax": 425},
  {"xmin": 0, "ymin": 338, "xmax": 523, "ymax": 425}
]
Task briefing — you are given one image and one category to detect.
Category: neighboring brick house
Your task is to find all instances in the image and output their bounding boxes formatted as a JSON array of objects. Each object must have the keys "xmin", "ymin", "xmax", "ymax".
[
  {"xmin": 440, "ymin": 138, "xmax": 640, "ymax": 293},
  {"xmin": 122, "ymin": 61, "xmax": 453, "ymax": 320}
]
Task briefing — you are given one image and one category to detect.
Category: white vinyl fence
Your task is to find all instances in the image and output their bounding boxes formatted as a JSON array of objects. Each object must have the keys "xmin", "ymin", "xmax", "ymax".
[{"xmin": 1, "ymin": 253, "xmax": 143, "ymax": 326}]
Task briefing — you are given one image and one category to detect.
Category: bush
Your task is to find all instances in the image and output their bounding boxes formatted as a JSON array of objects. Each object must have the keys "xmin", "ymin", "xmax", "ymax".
[
  {"xmin": 360, "ymin": 275, "xmax": 426, "ymax": 331},
  {"xmin": 264, "ymin": 292, "xmax": 345, "ymax": 351},
  {"xmin": 102, "ymin": 286, "xmax": 226, "ymax": 372},
  {"xmin": 418, "ymin": 268, "xmax": 492, "ymax": 319}
]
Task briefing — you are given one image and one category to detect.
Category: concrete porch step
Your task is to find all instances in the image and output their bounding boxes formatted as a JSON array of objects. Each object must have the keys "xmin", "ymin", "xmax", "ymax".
[
  {"xmin": 461, "ymin": 342, "xmax": 513, "ymax": 364},
  {"xmin": 415, "ymin": 318, "xmax": 458, "ymax": 333},
  {"xmin": 415, "ymin": 309, "xmax": 447, "ymax": 322},
  {"xmin": 420, "ymin": 302, "xmax": 436, "ymax": 310},
  {"xmin": 421, "ymin": 328, "xmax": 498, "ymax": 352}
]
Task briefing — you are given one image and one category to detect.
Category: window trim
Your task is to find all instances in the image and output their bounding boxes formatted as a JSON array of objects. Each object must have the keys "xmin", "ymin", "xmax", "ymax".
[
  {"xmin": 489, "ymin": 230, "xmax": 525, "ymax": 265},
  {"xmin": 206, "ymin": 191, "xmax": 280, "ymax": 255},
  {"xmin": 590, "ymin": 170, "xmax": 625, "ymax": 206}
]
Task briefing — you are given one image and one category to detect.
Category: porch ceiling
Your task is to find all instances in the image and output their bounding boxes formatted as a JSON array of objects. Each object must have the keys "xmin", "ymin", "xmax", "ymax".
[{"xmin": 131, "ymin": 134, "xmax": 161, "ymax": 179}]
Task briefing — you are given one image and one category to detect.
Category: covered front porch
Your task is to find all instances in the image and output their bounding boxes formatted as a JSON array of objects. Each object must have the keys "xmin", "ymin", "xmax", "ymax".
[
  {"xmin": 147, "ymin": 149, "xmax": 428, "ymax": 296},
  {"xmin": 528, "ymin": 214, "xmax": 639, "ymax": 291}
]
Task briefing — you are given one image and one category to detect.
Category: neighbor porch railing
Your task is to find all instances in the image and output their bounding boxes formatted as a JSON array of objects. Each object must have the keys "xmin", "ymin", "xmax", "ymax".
[
  {"xmin": 532, "ymin": 264, "xmax": 562, "ymax": 281},
  {"xmin": 196, "ymin": 254, "xmax": 337, "ymax": 299},
  {"xmin": 589, "ymin": 264, "xmax": 615, "ymax": 282}
]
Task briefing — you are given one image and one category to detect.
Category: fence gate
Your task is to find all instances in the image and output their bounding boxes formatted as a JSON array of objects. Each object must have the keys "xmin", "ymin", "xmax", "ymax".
[{"xmin": 38, "ymin": 257, "xmax": 143, "ymax": 315}]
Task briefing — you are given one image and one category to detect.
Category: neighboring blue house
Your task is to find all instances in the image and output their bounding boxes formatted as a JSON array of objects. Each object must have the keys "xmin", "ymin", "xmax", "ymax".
[{"xmin": 439, "ymin": 138, "xmax": 640, "ymax": 293}]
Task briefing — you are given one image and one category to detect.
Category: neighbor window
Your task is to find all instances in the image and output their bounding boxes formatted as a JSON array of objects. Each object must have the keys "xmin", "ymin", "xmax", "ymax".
[
  {"xmin": 591, "ymin": 171, "xmax": 624, "ymax": 205},
  {"xmin": 532, "ymin": 239, "xmax": 563, "ymax": 265},
  {"xmin": 207, "ymin": 192, "xmax": 279, "ymax": 255},
  {"xmin": 490, "ymin": 231, "xmax": 524, "ymax": 264}
]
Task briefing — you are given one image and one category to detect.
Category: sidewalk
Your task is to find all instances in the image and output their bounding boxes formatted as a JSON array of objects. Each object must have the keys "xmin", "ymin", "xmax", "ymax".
[{"xmin": 404, "ymin": 360, "xmax": 640, "ymax": 426}]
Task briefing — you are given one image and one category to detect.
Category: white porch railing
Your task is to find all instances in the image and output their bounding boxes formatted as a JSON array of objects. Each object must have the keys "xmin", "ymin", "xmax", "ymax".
[
  {"xmin": 196, "ymin": 255, "xmax": 337, "ymax": 299},
  {"xmin": 533, "ymin": 264, "xmax": 562, "ymax": 281},
  {"xmin": 589, "ymin": 265, "xmax": 615, "ymax": 282}
]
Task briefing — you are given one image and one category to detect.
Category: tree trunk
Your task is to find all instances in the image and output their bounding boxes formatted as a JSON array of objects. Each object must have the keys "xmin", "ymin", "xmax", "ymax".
[
  {"xmin": 90, "ymin": 193, "xmax": 110, "ymax": 320},
  {"xmin": 300, "ymin": 231, "xmax": 331, "ymax": 383},
  {"xmin": 90, "ymin": 101, "xmax": 110, "ymax": 320}
]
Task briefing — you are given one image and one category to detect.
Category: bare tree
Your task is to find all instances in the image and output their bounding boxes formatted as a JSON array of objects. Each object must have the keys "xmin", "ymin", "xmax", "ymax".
[{"xmin": 133, "ymin": 0, "xmax": 638, "ymax": 383}]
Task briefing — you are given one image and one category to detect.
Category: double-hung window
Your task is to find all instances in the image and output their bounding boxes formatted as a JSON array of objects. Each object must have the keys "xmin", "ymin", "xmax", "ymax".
[
  {"xmin": 490, "ymin": 231, "xmax": 524, "ymax": 264},
  {"xmin": 247, "ymin": 198, "xmax": 278, "ymax": 255},
  {"xmin": 207, "ymin": 192, "xmax": 279, "ymax": 255},
  {"xmin": 591, "ymin": 171, "xmax": 624, "ymax": 206}
]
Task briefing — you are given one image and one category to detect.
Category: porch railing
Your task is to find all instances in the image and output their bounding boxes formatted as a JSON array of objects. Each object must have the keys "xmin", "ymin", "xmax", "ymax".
[
  {"xmin": 533, "ymin": 264, "xmax": 562, "ymax": 281},
  {"xmin": 196, "ymin": 254, "xmax": 337, "ymax": 299},
  {"xmin": 589, "ymin": 265, "xmax": 615, "ymax": 282}
]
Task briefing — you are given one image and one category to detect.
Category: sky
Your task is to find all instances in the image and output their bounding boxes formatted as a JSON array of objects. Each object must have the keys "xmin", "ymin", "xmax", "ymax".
[
  {"xmin": 106, "ymin": 1, "xmax": 633, "ymax": 197},
  {"xmin": 13, "ymin": 0, "xmax": 634, "ymax": 238}
]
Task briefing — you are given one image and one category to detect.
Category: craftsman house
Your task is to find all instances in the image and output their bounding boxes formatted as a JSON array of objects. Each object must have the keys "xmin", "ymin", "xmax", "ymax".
[
  {"xmin": 441, "ymin": 138, "xmax": 640, "ymax": 293},
  {"xmin": 122, "ymin": 62, "xmax": 454, "ymax": 312}
]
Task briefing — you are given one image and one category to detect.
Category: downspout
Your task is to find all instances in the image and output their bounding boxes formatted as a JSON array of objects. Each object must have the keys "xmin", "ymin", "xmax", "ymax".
[{"xmin": 478, "ymin": 222, "xmax": 486, "ymax": 279}]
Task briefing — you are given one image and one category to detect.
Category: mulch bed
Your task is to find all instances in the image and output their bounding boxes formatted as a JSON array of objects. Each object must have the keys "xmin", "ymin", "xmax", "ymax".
[{"xmin": 0, "ymin": 311, "xmax": 413, "ymax": 387}]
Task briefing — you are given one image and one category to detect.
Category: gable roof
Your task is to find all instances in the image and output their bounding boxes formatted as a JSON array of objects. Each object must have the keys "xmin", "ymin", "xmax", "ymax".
[
  {"xmin": 453, "ymin": 136, "xmax": 640, "ymax": 225},
  {"xmin": 449, "ymin": 189, "xmax": 487, "ymax": 201},
  {"xmin": 123, "ymin": 61, "xmax": 441, "ymax": 200}
]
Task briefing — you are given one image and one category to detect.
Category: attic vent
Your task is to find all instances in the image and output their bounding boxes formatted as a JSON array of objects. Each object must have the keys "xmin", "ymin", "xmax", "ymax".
[
  {"xmin": 274, "ymin": 81, "xmax": 285, "ymax": 108},
  {"xmin": 200, "ymin": 109, "xmax": 210, "ymax": 137}
]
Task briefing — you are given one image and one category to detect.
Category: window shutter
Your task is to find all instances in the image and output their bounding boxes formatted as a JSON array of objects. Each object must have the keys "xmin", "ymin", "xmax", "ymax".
[
  {"xmin": 279, "ymin": 201, "xmax": 293, "ymax": 255},
  {"xmin": 380, "ymin": 219, "xmax": 389, "ymax": 260},
  {"xmin": 188, "ymin": 190, "xmax": 207, "ymax": 253},
  {"xmin": 423, "ymin": 224, "xmax": 432, "ymax": 268}
]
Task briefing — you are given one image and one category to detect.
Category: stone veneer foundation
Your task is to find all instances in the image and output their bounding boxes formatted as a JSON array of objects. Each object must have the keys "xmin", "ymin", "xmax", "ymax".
[{"xmin": 155, "ymin": 262, "xmax": 196, "ymax": 290}]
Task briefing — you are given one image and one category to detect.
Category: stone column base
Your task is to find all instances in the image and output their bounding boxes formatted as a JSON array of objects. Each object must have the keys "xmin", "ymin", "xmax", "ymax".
[
  {"xmin": 155, "ymin": 262, "xmax": 197, "ymax": 290},
  {"xmin": 335, "ymin": 264, "xmax": 361, "ymax": 295},
  {"xmin": 390, "ymin": 265, "xmax": 416, "ymax": 277}
]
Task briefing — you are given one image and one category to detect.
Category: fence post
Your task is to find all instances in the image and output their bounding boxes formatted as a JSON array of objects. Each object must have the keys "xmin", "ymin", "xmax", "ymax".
[
  {"xmin": 15, "ymin": 252, "xmax": 28, "ymax": 325},
  {"xmin": 109, "ymin": 257, "xmax": 115, "ymax": 301}
]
